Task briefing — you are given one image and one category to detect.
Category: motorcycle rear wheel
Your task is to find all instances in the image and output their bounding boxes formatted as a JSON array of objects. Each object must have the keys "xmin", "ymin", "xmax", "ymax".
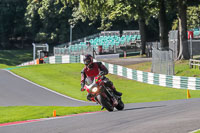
[{"xmin": 97, "ymin": 95, "xmax": 114, "ymax": 112}]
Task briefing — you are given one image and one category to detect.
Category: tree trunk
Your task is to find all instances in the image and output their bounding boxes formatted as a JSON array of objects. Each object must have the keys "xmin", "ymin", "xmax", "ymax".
[
  {"xmin": 158, "ymin": 0, "xmax": 169, "ymax": 49},
  {"xmin": 138, "ymin": 17, "xmax": 146, "ymax": 55},
  {"xmin": 177, "ymin": 0, "xmax": 190, "ymax": 60}
]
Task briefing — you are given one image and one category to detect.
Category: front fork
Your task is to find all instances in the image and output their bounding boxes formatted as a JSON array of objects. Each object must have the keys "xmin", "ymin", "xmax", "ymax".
[
  {"xmin": 104, "ymin": 86, "xmax": 118, "ymax": 106},
  {"xmin": 94, "ymin": 85, "xmax": 118, "ymax": 107}
]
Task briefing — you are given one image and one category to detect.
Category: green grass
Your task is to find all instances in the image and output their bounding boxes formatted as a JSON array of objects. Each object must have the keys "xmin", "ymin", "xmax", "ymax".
[
  {"xmin": 174, "ymin": 60, "xmax": 200, "ymax": 77},
  {"xmin": 11, "ymin": 64, "xmax": 88, "ymax": 100},
  {"xmin": 1, "ymin": 50, "xmax": 200, "ymax": 124},
  {"xmin": 126, "ymin": 62, "xmax": 152, "ymax": 72},
  {"xmin": 194, "ymin": 130, "xmax": 200, "ymax": 133},
  {"xmin": 2, "ymin": 63, "xmax": 200, "ymax": 124},
  {"xmin": 108, "ymin": 74, "xmax": 200, "ymax": 103},
  {"xmin": 0, "ymin": 50, "xmax": 32, "ymax": 68},
  {"xmin": 0, "ymin": 64, "xmax": 12, "ymax": 69},
  {"xmin": 0, "ymin": 106, "xmax": 101, "ymax": 124},
  {"xmin": 11, "ymin": 63, "xmax": 200, "ymax": 104},
  {"xmin": 126, "ymin": 60, "xmax": 200, "ymax": 77},
  {"xmin": 6, "ymin": 63, "xmax": 200, "ymax": 124}
]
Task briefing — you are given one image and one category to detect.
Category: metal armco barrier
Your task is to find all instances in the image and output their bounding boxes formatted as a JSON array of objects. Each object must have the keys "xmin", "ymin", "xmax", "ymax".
[{"xmin": 19, "ymin": 55, "xmax": 200, "ymax": 90}]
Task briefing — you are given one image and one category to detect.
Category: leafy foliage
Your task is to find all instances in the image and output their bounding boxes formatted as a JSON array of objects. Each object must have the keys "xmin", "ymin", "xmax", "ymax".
[
  {"xmin": 0, "ymin": 0, "xmax": 199, "ymax": 50},
  {"xmin": 172, "ymin": 4, "xmax": 200, "ymax": 30},
  {"xmin": 25, "ymin": 0, "xmax": 71, "ymax": 44},
  {"xmin": 187, "ymin": 5, "xmax": 200, "ymax": 29},
  {"xmin": 0, "ymin": 0, "xmax": 27, "ymax": 49}
]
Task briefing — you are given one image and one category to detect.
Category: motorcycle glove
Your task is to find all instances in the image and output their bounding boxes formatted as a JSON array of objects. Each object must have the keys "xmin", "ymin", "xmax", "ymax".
[
  {"xmin": 99, "ymin": 71, "xmax": 104, "ymax": 75},
  {"xmin": 80, "ymin": 83, "xmax": 85, "ymax": 91},
  {"xmin": 80, "ymin": 88, "xmax": 85, "ymax": 91}
]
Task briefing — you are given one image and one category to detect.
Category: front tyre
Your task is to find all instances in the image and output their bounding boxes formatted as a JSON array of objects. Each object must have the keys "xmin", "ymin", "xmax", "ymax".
[
  {"xmin": 115, "ymin": 99, "xmax": 124, "ymax": 110},
  {"xmin": 97, "ymin": 95, "xmax": 114, "ymax": 112}
]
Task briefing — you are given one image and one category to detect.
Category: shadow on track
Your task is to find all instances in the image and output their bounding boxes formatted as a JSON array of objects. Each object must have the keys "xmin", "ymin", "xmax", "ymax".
[{"xmin": 122, "ymin": 105, "xmax": 166, "ymax": 112}]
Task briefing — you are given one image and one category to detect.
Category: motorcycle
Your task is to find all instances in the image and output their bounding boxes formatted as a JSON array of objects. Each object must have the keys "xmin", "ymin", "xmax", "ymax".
[{"xmin": 84, "ymin": 74, "xmax": 124, "ymax": 112}]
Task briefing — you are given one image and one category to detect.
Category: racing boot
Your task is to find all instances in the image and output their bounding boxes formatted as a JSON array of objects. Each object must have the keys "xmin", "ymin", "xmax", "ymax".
[
  {"xmin": 113, "ymin": 87, "xmax": 122, "ymax": 96},
  {"xmin": 101, "ymin": 106, "xmax": 105, "ymax": 110}
]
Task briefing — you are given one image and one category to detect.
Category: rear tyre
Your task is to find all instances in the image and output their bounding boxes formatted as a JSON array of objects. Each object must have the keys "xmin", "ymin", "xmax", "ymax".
[
  {"xmin": 97, "ymin": 95, "xmax": 114, "ymax": 112},
  {"xmin": 115, "ymin": 99, "xmax": 124, "ymax": 110}
]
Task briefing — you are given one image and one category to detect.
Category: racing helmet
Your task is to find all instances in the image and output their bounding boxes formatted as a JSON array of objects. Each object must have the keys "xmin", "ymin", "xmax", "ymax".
[{"xmin": 83, "ymin": 54, "xmax": 93, "ymax": 68}]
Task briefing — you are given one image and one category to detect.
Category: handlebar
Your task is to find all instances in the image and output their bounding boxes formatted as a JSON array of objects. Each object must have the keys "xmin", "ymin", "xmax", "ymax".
[
  {"xmin": 96, "ymin": 75, "xmax": 104, "ymax": 81},
  {"xmin": 99, "ymin": 71, "xmax": 104, "ymax": 76}
]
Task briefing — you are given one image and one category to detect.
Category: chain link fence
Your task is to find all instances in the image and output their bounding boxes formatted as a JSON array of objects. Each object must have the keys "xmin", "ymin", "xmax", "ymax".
[
  {"xmin": 188, "ymin": 40, "xmax": 200, "ymax": 58},
  {"xmin": 168, "ymin": 30, "xmax": 200, "ymax": 59},
  {"xmin": 169, "ymin": 30, "xmax": 178, "ymax": 59},
  {"xmin": 150, "ymin": 42, "xmax": 174, "ymax": 75}
]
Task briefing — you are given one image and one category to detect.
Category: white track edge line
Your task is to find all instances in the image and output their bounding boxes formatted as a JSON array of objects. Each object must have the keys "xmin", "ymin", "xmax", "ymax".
[{"xmin": 3, "ymin": 69, "xmax": 89, "ymax": 103}]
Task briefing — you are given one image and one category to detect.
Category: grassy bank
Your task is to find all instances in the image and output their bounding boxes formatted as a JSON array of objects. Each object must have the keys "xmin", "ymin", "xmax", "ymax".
[
  {"xmin": 11, "ymin": 63, "xmax": 200, "ymax": 103},
  {"xmin": 1, "ymin": 51, "xmax": 200, "ymax": 124},
  {"xmin": 0, "ymin": 50, "xmax": 32, "ymax": 69},
  {"xmin": 0, "ymin": 106, "xmax": 101, "ymax": 124},
  {"xmin": 126, "ymin": 60, "xmax": 200, "ymax": 77},
  {"xmin": 2, "ymin": 63, "xmax": 200, "ymax": 124},
  {"xmin": 194, "ymin": 130, "xmax": 200, "ymax": 133}
]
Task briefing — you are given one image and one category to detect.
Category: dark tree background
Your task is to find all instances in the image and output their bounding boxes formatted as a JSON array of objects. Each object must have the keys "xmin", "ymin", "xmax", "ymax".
[{"xmin": 0, "ymin": 0, "xmax": 199, "ymax": 58}]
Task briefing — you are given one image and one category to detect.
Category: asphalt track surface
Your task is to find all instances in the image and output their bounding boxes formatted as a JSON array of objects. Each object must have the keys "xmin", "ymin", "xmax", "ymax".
[
  {"xmin": 1, "ymin": 69, "xmax": 200, "ymax": 133},
  {"xmin": 1, "ymin": 99, "xmax": 200, "ymax": 133},
  {"xmin": 0, "ymin": 69, "xmax": 94, "ymax": 106}
]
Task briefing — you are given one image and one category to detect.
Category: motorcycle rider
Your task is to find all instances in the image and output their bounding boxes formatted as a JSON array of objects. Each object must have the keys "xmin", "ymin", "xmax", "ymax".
[{"xmin": 80, "ymin": 54, "xmax": 122, "ymax": 102}]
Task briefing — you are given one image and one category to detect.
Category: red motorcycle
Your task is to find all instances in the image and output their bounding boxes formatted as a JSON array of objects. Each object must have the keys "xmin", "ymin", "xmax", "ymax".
[{"xmin": 84, "ymin": 74, "xmax": 124, "ymax": 112}]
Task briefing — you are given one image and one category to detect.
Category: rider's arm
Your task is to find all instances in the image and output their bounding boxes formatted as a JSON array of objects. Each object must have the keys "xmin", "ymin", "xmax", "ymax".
[
  {"xmin": 81, "ymin": 68, "xmax": 86, "ymax": 88},
  {"xmin": 97, "ymin": 62, "xmax": 108, "ymax": 75}
]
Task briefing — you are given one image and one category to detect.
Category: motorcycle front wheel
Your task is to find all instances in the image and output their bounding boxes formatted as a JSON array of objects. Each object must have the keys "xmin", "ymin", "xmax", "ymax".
[
  {"xmin": 115, "ymin": 99, "xmax": 124, "ymax": 110},
  {"xmin": 97, "ymin": 95, "xmax": 114, "ymax": 112}
]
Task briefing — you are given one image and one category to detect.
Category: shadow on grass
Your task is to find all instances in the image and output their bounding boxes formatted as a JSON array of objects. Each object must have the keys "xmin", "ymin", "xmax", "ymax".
[
  {"xmin": 175, "ymin": 70, "xmax": 185, "ymax": 75},
  {"xmin": 0, "ymin": 50, "xmax": 32, "ymax": 66}
]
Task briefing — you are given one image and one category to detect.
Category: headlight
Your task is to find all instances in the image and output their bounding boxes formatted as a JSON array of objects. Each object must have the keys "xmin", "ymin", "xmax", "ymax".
[{"xmin": 92, "ymin": 87, "xmax": 98, "ymax": 92}]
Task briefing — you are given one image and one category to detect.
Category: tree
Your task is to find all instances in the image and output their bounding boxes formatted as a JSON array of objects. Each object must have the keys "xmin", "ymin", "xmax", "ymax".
[
  {"xmin": 177, "ymin": 0, "xmax": 190, "ymax": 60},
  {"xmin": 0, "ymin": 0, "xmax": 27, "ymax": 49},
  {"xmin": 148, "ymin": 0, "xmax": 177, "ymax": 49},
  {"xmin": 172, "ymin": 0, "xmax": 199, "ymax": 60},
  {"xmin": 122, "ymin": 0, "xmax": 149, "ymax": 54},
  {"xmin": 24, "ymin": 0, "xmax": 42, "ymax": 40},
  {"xmin": 68, "ymin": 0, "xmax": 150, "ymax": 54},
  {"xmin": 158, "ymin": 0, "xmax": 169, "ymax": 49},
  {"xmin": 25, "ymin": 0, "xmax": 42, "ymax": 42},
  {"xmin": 25, "ymin": 0, "xmax": 72, "ymax": 44},
  {"xmin": 187, "ymin": 5, "xmax": 200, "ymax": 29}
]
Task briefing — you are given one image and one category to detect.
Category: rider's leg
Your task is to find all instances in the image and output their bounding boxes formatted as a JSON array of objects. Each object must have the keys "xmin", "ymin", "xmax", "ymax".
[{"xmin": 104, "ymin": 78, "xmax": 122, "ymax": 96}]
